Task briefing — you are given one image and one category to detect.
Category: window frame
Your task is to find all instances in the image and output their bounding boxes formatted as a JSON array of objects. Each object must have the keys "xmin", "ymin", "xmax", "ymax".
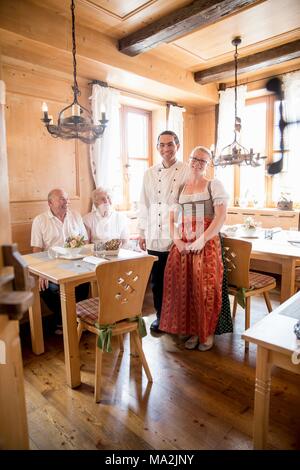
[
  {"xmin": 119, "ymin": 105, "xmax": 152, "ymax": 210},
  {"xmin": 230, "ymin": 94, "xmax": 278, "ymax": 207}
]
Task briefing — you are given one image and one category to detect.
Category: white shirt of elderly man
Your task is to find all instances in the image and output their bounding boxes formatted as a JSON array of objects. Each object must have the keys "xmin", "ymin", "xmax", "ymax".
[
  {"xmin": 83, "ymin": 188, "xmax": 129, "ymax": 245},
  {"xmin": 31, "ymin": 188, "xmax": 88, "ymax": 251}
]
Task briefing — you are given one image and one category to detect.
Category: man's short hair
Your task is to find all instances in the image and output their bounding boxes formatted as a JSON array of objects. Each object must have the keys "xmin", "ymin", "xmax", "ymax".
[
  {"xmin": 47, "ymin": 188, "xmax": 65, "ymax": 202},
  {"xmin": 157, "ymin": 130, "xmax": 180, "ymax": 146}
]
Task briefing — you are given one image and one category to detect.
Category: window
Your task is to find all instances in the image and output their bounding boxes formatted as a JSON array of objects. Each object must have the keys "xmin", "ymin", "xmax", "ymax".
[
  {"xmin": 239, "ymin": 98, "xmax": 267, "ymax": 207},
  {"xmin": 223, "ymin": 94, "xmax": 300, "ymax": 208},
  {"xmin": 118, "ymin": 106, "xmax": 152, "ymax": 210}
]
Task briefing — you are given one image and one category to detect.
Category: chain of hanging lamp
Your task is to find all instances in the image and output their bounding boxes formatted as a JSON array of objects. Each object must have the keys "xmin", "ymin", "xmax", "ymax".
[
  {"xmin": 211, "ymin": 37, "xmax": 267, "ymax": 167},
  {"xmin": 41, "ymin": 0, "xmax": 108, "ymax": 144},
  {"xmin": 71, "ymin": 0, "xmax": 81, "ymax": 107}
]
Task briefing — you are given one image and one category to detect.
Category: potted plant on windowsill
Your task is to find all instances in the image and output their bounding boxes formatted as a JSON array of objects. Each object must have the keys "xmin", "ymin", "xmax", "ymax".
[{"xmin": 277, "ymin": 192, "xmax": 293, "ymax": 211}]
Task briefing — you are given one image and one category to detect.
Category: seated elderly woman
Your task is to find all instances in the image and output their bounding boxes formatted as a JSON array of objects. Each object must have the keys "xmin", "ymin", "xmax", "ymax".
[{"xmin": 83, "ymin": 187, "xmax": 130, "ymax": 246}]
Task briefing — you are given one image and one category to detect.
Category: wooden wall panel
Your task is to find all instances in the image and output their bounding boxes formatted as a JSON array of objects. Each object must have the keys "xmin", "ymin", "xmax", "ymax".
[
  {"xmin": 2, "ymin": 62, "xmax": 94, "ymax": 254},
  {"xmin": 183, "ymin": 110, "xmax": 198, "ymax": 159},
  {"xmin": 195, "ymin": 106, "xmax": 216, "ymax": 148},
  {"xmin": 6, "ymin": 93, "xmax": 79, "ymax": 201},
  {"xmin": 195, "ymin": 106, "xmax": 216, "ymax": 179}
]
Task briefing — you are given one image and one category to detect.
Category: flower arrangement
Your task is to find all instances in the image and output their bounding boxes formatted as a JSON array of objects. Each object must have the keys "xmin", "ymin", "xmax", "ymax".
[
  {"xmin": 243, "ymin": 216, "xmax": 258, "ymax": 230},
  {"xmin": 64, "ymin": 234, "xmax": 85, "ymax": 248}
]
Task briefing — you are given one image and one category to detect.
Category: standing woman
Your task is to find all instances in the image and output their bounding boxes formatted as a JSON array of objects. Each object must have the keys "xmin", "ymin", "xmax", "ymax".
[{"xmin": 159, "ymin": 146, "xmax": 231, "ymax": 351}]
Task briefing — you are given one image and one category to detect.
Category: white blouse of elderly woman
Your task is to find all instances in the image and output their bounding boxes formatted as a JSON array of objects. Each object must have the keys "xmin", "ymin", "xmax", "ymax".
[{"xmin": 83, "ymin": 187, "xmax": 129, "ymax": 246}]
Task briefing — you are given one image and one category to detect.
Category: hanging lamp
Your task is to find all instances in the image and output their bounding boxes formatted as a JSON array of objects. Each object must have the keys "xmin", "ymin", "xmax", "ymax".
[
  {"xmin": 41, "ymin": 0, "xmax": 108, "ymax": 144},
  {"xmin": 211, "ymin": 37, "xmax": 266, "ymax": 167}
]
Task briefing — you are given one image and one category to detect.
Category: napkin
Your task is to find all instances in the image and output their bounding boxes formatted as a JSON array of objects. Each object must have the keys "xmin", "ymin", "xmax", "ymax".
[{"xmin": 82, "ymin": 256, "xmax": 107, "ymax": 265}]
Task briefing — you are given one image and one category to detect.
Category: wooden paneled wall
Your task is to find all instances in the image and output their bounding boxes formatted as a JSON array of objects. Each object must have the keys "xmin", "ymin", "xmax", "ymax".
[
  {"xmin": 195, "ymin": 106, "xmax": 216, "ymax": 179},
  {"xmin": 183, "ymin": 110, "xmax": 199, "ymax": 159},
  {"xmin": 2, "ymin": 61, "xmax": 94, "ymax": 254},
  {"xmin": 195, "ymin": 105, "xmax": 216, "ymax": 147}
]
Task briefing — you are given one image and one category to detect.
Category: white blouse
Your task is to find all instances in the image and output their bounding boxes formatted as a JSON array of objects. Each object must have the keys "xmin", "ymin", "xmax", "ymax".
[{"xmin": 179, "ymin": 178, "xmax": 229, "ymax": 206}]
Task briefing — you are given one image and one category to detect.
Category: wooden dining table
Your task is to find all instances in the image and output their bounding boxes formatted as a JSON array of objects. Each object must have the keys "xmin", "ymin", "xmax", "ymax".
[
  {"xmin": 223, "ymin": 228, "xmax": 300, "ymax": 303},
  {"xmin": 23, "ymin": 249, "xmax": 155, "ymax": 389}
]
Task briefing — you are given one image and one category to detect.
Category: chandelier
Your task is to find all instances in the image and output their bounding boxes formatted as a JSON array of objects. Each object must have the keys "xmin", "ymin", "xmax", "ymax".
[
  {"xmin": 41, "ymin": 0, "xmax": 108, "ymax": 144},
  {"xmin": 211, "ymin": 37, "xmax": 266, "ymax": 167}
]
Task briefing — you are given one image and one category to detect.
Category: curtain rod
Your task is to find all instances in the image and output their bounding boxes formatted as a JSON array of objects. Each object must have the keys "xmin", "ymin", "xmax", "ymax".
[
  {"xmin": 89, "ymin": 79, "xmax": 183, "ymax": 107},
  {"xmin": 167, "ymin": 101, "xmax": 184, "ymax": 108},
  {"xmin": 219, "ymin": 66, "xmax": 300, "ymax": 90}
]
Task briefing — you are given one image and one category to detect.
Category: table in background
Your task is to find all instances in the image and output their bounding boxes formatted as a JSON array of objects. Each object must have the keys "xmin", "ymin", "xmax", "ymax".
[{"xmin": 223, "ymin": 228, "xmax": 300, "ymax": 303}]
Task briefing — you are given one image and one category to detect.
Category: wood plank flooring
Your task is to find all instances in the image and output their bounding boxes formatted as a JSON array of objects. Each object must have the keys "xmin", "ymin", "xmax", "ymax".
[{"xmin": 20, "ymin": 287, "xmax": 300, "ymax": 450}]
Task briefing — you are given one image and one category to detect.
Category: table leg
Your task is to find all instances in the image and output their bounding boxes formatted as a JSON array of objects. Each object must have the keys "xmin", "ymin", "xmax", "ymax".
[
  {"xmin": 60, "ymin": 283, "xmax": 81, "ymax": 388},
  {"xmin": 28, "ymin": 275, "xmax": 44, "ymax": 355},
  {"xmin": 253, "ymin": 346, "xmax": 272, "ymax": 449},
  {"xmin": 280, "ymin": 259, "xmax": 296, "ymax": 303}
]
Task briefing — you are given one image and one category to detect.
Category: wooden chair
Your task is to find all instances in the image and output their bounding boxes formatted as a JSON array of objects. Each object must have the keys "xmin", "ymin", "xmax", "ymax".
[
  {"xmin": 223, "ymin": 237, "xmax": 276, "ymax": 351},
  {"xmin": 76, "ymin": 256, "xmax": 156, "ymax": 402}
]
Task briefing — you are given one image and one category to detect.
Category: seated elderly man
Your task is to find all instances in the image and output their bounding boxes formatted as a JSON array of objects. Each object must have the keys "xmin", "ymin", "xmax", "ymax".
[
  {"xmin": 31, "ymin": 188, "xmax": 89, "ymax": 334},
  {"xmin": 83, "ymin": 187, "xmax": 129, "ymax": 246}
]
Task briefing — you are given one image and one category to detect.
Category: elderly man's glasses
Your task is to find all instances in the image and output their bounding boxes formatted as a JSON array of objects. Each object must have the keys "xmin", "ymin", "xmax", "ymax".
[{"xmin": 189, "ymin": 156, "xmax": 209, "ymax": 165}]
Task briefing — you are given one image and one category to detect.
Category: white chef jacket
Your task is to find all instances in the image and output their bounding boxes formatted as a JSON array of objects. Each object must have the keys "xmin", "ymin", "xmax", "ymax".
[{"xmin": 138, "ymin": 160, "xmax": 189, "ymax": 251}]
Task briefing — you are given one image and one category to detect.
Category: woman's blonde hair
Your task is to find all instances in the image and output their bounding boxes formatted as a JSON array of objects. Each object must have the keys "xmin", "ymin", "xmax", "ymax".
[{"xmin": 190, "ymin": 145, "xmax": 212, "ymax": 159}]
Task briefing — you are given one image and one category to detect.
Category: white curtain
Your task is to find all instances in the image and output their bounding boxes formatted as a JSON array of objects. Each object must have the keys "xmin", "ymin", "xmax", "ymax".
[
  {"xmin": 90, "ymin": 84, "xmax": 122, "ymax": 202},
  {"xmin": 273, "ymin": 71, "xmax": 300, "ymax": 202},
  {"xmin": 215, "ymin": 85, "xmax": 247, "ymax": 205},
  {"xmin": 167, "ymin": 104, "xmax": 184, "ymax": 161}
]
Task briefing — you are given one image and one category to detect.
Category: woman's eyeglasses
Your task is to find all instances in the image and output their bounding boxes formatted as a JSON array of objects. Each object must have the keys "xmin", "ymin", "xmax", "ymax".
[{"xmin": 189, "ymin": 157, "xmax": 209, "ymax": 165}]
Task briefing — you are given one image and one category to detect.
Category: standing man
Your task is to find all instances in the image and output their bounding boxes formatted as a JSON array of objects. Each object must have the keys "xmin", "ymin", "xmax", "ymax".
[
  {"xmin": 31, "ymin": 188, "xmax": 89, "ymax": 333},
  {"xmin": 138, "ymin": 131, "xmax": 188, "ymax": 332}
]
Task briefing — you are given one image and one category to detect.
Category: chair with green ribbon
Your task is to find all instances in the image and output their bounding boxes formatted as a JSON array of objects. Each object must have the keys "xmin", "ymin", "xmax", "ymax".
[
  {"xmin": 223, "ymin": 237, "xmax": 276, "ymax": 352},
  {"xmin": 76, "ymin": 255, "xmax": 156, "ymax": 402}
]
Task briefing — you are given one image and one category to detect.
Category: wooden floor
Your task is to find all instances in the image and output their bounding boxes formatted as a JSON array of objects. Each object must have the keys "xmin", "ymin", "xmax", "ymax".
[{"xmin": 20, "ymin": 287, "xmax": 300, "ymax": 450}]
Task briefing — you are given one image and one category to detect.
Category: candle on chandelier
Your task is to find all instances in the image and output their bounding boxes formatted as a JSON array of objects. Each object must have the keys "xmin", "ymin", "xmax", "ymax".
[
  {"xmin": 42, "ymin": 102, "xmax": 49, "ymax": 119},
  {"xmin": 72, "ymin": 104, "xmax": 80, "ymax": 116},
  {"xmin": 100, "ymin": 104, "xmax": 106, "ymax": 121}
]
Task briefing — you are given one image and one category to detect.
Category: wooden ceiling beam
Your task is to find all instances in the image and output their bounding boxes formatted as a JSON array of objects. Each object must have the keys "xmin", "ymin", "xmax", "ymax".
[
  {"xmin": 0, "ymin": 1, "xmax": 217, "ymax": 104},
  {"xmin": 118, "ymin": 0, "xmax": 263, "ymax": 57},
  {"xmin": 194, "ymin": 39, "xmax": 300, "ymax": 84}
]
